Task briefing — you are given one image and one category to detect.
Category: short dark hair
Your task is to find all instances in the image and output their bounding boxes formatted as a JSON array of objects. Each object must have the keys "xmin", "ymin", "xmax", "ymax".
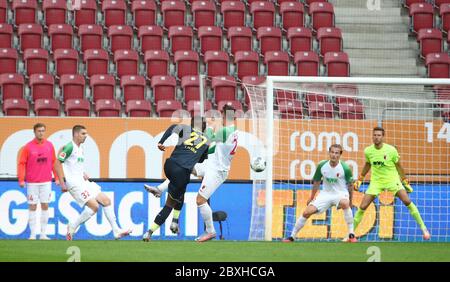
[
  {"xmin": 72, "ymin": 125, "xmax": 86, "ymax": 136},
  {"xmin": 222, "ymin": 104, "xmax": 236, "ymax": 122},
  {"xmin": 373, "ymin": 126, "xmax": 385, "ymax": 136},
  {"xmin": 329, "ymin": 144, "xmax": 343, "ymax": 154},
  {"xmin": 33, "ymin": 123, "xmax": 46, "ymax": 132},
  {"xmin": 191, "ymin": 116, "xmax": 206, "ymax": 132}
]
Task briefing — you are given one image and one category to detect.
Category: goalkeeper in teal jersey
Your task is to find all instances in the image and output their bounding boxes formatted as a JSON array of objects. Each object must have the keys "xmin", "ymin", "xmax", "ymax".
[{"xmin": 353, "ymin": 127, "xmax": 430, "ymax": 240}]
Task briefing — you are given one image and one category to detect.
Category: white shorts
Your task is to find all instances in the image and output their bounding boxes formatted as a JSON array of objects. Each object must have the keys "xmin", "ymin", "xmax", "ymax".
[
  {"xmin": 198, "ymin": 169, "xmax": 228, "ymax": 200},
  {"xmin": 69, "ymin": 180, "xmax": 101, "ymax": 207},
  {"xmin": 194, "ymin": 161, "xmax": 207, "ymax": 177},
  {"xmin": 26, "ymin": 182, "xmax": 52, "ymax": 204},
  {"xmin": 310, "ymin": 192, "xmax": 349, "ymax": 214}
]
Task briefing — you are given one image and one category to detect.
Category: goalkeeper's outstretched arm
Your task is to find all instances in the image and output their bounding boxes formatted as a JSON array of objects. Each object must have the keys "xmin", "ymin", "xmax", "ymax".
[{"xmin": 354, "ymin": 162, "xmax": 371, "ymax": 191}]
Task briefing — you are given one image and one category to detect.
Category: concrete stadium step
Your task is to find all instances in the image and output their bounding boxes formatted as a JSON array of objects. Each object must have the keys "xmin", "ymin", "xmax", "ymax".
[
  {"xmin": 343, "ymin": 33, "xmax": 409, "ymax": 43},
  {"xmin": 337, "ymin": 23, "xmax": 409, "ymax": 33},
  {"xmin": 346, "ymin": 49, "xmax": 419, "ymax": 59},
  {"xmin": 336, "ymin": 16, "xmax": 409, "ymax": 25},
  {"xmin": 334, "ymin": 7, "xmax": 402, "ymax": 17},
  {"xmin": 350, "ymin": 66, "xmax": 421, "ymax": 77},
  {"xmin": 344, "ymin": 39, "xmax": 417, "ymax": 49},
  {"xmin": 329, "ymin": 0, "xmax": 400, "ymax": 8},
  {"xmin": 350, "ymin": 58, "xmax": 417, "ymax": 68}
]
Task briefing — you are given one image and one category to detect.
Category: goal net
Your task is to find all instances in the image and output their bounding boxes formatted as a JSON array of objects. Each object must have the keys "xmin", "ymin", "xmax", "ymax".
[{"xmin": 244, "ymin": 76, "xmax": 450, "ymax": 242}]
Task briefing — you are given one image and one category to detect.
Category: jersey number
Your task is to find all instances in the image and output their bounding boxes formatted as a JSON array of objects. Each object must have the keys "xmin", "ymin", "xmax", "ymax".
[
  {"xmin": 184, "ymin": 132, "xmax": 208, "ymax": 149},
  {"xmin": 230, "ymin": 137, "xmax": 238, "ymax": 155},
  {"xmin": 81, "ymin": 190, "xmax": 90, "ymax": 200}
]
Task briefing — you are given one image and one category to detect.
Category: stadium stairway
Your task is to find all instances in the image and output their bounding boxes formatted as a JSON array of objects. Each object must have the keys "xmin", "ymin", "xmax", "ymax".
[{"xmin": 330, "ymin": 0, "xmax": 427, "ymax": 77}]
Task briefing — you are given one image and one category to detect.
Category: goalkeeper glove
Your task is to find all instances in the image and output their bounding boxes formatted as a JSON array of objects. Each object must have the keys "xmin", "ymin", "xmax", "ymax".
[
  {"xmin": 402, "ymin": 178, "xmax": 413, "ymax": 193},
  {"xmin": 353, "ymin": 175, "xmax": 364, "ymax": 191}
]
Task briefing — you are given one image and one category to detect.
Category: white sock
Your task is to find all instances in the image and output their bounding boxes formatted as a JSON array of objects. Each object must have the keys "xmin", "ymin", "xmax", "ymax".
[
  {"xmin": 40, "ymin": 210, "xmax": 49, "ymax": 236},
  {"xmin": 73, "ymin": 207, "xmax": 95, "ymax": 230},
  {"xmin": 29, "ymin": 210, "xmax": 37, "ymax": 237},
  {"xmin": 290, "ymin": 216, "xmax": 307, "ymax": 238},
  {"xmin": 103, "ymin": 205, "xmax": 120, "ymax": 234},
  {"xmin": 158, "ymin": 179, "xmax": 170, "ymax": 192},
  {"xmin": 344, "ymin": 208, "xmax": 354, "ymax": 234},
  {"xmin": 199, "ymin": 203, "xmax": 215, "ymax": 234}
]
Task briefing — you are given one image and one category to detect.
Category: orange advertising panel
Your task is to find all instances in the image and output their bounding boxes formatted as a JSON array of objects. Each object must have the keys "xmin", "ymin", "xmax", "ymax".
[{"xmin": 0, "ymin": 118, "xmax": 448, "ymax": 181}]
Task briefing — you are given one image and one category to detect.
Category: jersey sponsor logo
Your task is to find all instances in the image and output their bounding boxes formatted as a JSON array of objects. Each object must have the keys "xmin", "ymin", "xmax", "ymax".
[
  {"xmin": 36, "ymin": 157, "xmax": 48, "ymax": 164},
  {"xmin": 59, "ymin": 152, "xmax": 66, "ymax": 159},
  {"xmin": 325, "ymin": 177, "xmax": 338, "ymax": 184},
  {"xmin": 372, "ymin": 161, "xmax": 385, "ymax": 167}
]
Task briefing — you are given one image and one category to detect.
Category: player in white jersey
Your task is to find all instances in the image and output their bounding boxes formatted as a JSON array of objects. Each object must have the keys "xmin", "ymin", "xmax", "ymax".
[
  {"xmin": 145, "ymin": 105, "xmax": 238, "ymax": 242},
  {"xmin": 55, "ymin": 125, "xmax": 131, "ymax": 240},
  {"xmin": 282, "ymin": 144, "xmax": 357, "ymax": 243}
]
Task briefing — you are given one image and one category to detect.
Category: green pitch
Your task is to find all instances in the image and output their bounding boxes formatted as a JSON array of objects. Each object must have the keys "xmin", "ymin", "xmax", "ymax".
[{"xmin": 0, "ymin": 240, "xmax": 449, "ymax": 262}]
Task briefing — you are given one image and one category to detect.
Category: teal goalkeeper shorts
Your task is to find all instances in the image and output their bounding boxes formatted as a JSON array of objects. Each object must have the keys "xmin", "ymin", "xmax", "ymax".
[{"xmin": 365, "ymin": 178, "xmax": 405, "ymax": 196}]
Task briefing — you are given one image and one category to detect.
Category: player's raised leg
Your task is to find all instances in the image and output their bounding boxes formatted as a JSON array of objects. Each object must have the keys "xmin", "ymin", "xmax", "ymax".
[
  {"xmin": 67, "ymin": 198, "xmax": 98, "ymax": 241},
  {"xmin": 396, "ymin": 189, "xmax": 430, "ymax": 240},
  {"xmin": 283, "ymin": 204, "xmax": 318, "ymax": 242},
  {"xmin": 353, "ymin": 194, "xmax": 376, "ymax": 231},
  {"xmin": 96, "ymin": 191, "xmax": 132, "ymax": 240}
]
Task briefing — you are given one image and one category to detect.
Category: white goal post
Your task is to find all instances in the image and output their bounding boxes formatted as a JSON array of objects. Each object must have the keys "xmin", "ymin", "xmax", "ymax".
[{"xmin": 246, "ymin": 76, "xmax": 450, "ymax": 242}]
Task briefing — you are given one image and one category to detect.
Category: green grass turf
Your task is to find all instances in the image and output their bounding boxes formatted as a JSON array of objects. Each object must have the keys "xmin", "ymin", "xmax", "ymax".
[{"xmin": 0, "ymin": 240, "xmax": 449, "ymax": 262}]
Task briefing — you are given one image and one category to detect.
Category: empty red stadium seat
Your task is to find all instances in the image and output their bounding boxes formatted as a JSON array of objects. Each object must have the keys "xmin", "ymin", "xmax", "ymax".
[
  {"xmin": 303, "ymin": 83, "xmax": 328, "ymax": 103},
  {"xmin": 174, "ymin": 50, "xmax": 199, "ymax": 79},
  {"xmin": 309, "ymin": 2, "xmax": 334, "ymax": 32},
  {"xmin": 18, "ymin": 24, "xmax": 43, "ymax": 51},
  {"xmin": 221, "ymin": 1, "xmax": 246, "ymax": 29},
  {"xmin": 280, "ymin": 1, "xmax": 304, "ymax": 31},
  {"xmin": 250, "ymin": 1, "xmax": 275, "ymax": 30},
  {"xmin": 186, "ymin": 100, "xmax": 213, "ymax": 117},
  {"xmin": 0, "ymin": 24, "xmax": 13, "ymax": 48},
  {"xmin": 181, "ymin": 76, "xmax": 200, "ymax": 103},
  {"xmin": 3, "ymin": 98, "xmax": 29, "ymax": 116},
  {"xmin": 434, "ymin": 0, "xmax": 450, "ymax": 8},
  {"xmin": 204, "ymin": 51, "xmax": 229, "ymax": 77},
  {"xmin": 418, "ymin": 28, "xmax": 443, "ymax": 58},
  {"xmin": 304, "ymin": 0, "xmax": 328, "ymax": 6},
  {"xmin": 54, "ymin": 49, "xmax": 78, "ymax": 77},
  {"xmin": 132, "ymin": 0, "xmax": 156, "ymax": 28},
  {"xmin": 409, "ymin": 3, "xmax": 434, "ymax": 33},
  {"xmin": 211, "ymin": 76, "xmax": 236, "ymax": 103},
  {"xmin": 114, "ymin": 49, "xmax": 139, "ymax": 78},
  {"xmin": 29, "ymin": 74, "xmax": 54, "ymax": 101},
  {"xmin": 217, "ymin": 100, "xmax": 243, "ymax": 113},
  {"xmin": 83, "ymin": 49, "xmax": 109, "ymax": 77},
  {"xmin": 433, "ymin": 85, "xmax": 450, "ymax": 100},
  {"xmin": 60, "ymin": 74, "xmax": 85, "ymax": 103},
  {"xmin": 317, "ymin": 27, "xmax": 342, "ymax": 56},
  {"xmin": 264, "ymin": 51, "xmax": 290, "ymax": 76},
  {"xmin": 0, "ymin": 48, "xmax": 18, "ymax": 74},
  {"xmin": 425, "ymin": 52, "xmax": 450, "ymax": 78},
  {"xmin": 332, "ymin": 84, "xmax": 359, "ymax": 104},
  {"xmin": 43, "ymin": 0, "xmax": 67, "ymax": 26},
  {"xmin": 308, "ymin": 101, "xmax": 334, "ymax": 119},
  {"xmin": 78, "ymin": 24, "xmax": 103, "ymax": 52},
  {"xmin": 102, "ymin": 0, "xmax": 127, "ymax": 28},
  {"xmin": 439, "ymin": 4, "xmax": 450, "ymax": 34},
  {"xmin": 24, "ymin": 48, "xmax": 49, "ymax": 76},
  {"xmin": 144, "ymin": 50, "xmax": 169, "ymax": 78},
  {"xmin": 0, "ymin": 73, "xmax": 24, "ymax": 100},
  {"xmin": 108, "ymin": 25, "xmax": 133, "ymax": 53},
  {"xmin": 34, "ymin": 98, "xmax": 60, "ymax": 116},
  {"xmin": 324, "ymin": 52, "xmax": 349, "ymax": 77},
  {"xmin": 156, "ymin": 99, "xmax": 182, "ymax": 117},
  {"xmin": 65, "ymin": 98, "xmax": 90, "ymax": 116},
  {"xmin": 138, "ymin": 25, "xmax": 163, "ymax": 53},
  {"xmin": 162, "ymin": 1, "xmax": 186, "ymax": 29},
  {"xmin": 227, "ymin": 26, "xmax": 253, "ymax": 55},
  {"xmin": 337, "ymin": 101, "xmax": 365, "ymax": 120},
  {"xmin": 294, "ymin": 51, "xmax": 319, "ymax": 76},
  {"xmin": 257, "ymin": 27, "xmax": 282, "ymax": 54},
  {"xmin": 234, "ymin": 51, "xmax": 259, "ymax": 80},
  {"xmin": 95, "ymin": 98, "xmax": 121, "ymax": 117},
  {"xmin": 151, "ymin": 75, "xmax": 177, "ymax": 103},
  {"xmin": 74, "ymin": 0, "xmax": 97, "ymax": 27},
  {"xmin": 90, "ymin": 74, "xmax": 116, "ymax": 103},
  {"xmin": 48, "ymin": 24, "xmax": 73, "ymax": 51},
  {"xmin": 275, "ymin": 89, "xmax": 296, "ymax": 104},
  {"xmin": 121, "ymin": 75, "xmax": 146, "ymax": 103},
  {"xmin": 12, "ymin": 0, "xmax": 37, "ymax": 26},
  {"xmin": 168, "ymin": 26, "xmax": 193, "ymax": 53},
  {"xmin": 198, "ymin": 26, "xmax": 222, "ymax": 55},
  {"xmin": 241, "ymin": 76, "xmax": 265, "ymax": 105},
  {"xmin": 192, "ymin": 1, "xmax": 216, "ymax": 30},
  {"xmin": 287, "ymin": 27, "xmax": 312, "ymax": 54},
  {"xmin": 126, "ymin": 99, "xmax": 152, "ymax": 117},
  {"xmin": 404, "ymin": 0, "xmax": 427, "ymax": 8},
  {"xmin": 278, "ymin": 100, "xmax": 303, "ymax": 119},
  {"xmin": 0, "ymin": 0, "xmax": 6, "ymax": 23}
]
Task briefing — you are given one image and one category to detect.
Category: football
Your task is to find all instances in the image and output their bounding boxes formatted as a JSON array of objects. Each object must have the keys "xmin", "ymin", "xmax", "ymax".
[{"xmin": 251, "ymin": 157, "xmax": 266, "ymax": 172}]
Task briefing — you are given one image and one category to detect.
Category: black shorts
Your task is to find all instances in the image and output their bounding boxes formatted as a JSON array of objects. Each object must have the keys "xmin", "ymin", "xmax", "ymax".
[{"xmin": 164, "ymin": 158, "xmax": 191, "ymax": 203}]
